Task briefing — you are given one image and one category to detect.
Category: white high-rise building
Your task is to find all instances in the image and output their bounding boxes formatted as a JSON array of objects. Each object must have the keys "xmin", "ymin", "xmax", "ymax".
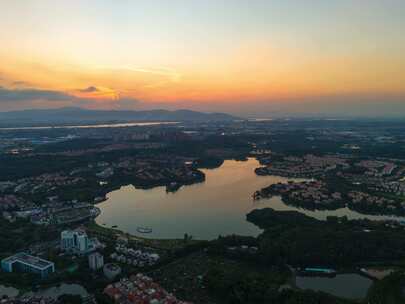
[
  {"xmin": 61, "ymin": 229, "xmax": 90, "ymax": 254},
  {"xmin": 61, "ymin": 230, "xmax": 75, "ymax": 250},
  {"xmin": 88, "ymin": 252, "xmax": 104, "ymax": 270}
]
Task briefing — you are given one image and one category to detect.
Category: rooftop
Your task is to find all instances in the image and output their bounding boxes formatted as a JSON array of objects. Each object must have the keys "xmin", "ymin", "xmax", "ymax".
[
  {"xmin": 89, "ymin": 252, "xmax": 103, "ymax": 258},
  {"xmin": 104, "ymin": 263, "xmax": 120, "ymax": 271},
  {"xmin": 2, "ymin": 252, "xmax": 54, "ymax": 269}
]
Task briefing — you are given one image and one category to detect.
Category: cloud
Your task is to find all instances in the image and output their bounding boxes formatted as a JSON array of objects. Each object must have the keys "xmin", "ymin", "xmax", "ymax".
[
  {"xmin": 94, "ymin": 66, "xmax": 181, "ymax": 89},
  {"xmin": 12, "ymin": 81, "xmax": 31, "ymax": 87},
  {"xmin": 0, "ymin": 85, "xmax": 143, "ymax": 112},
  {"xmin": 78, "ymin": 86, "xmax": 99, "ymax": 93},
  {"xmin": 124, "ymin": 67, "xmax": 181, "ymax": 82},
  {"xmin": 0, "ymin": 86, "xmax": 74, "ymax": 102},
  {"xmin": 96, "ymin": 66, "xmax": 181, "ymax": 82},
  {"xmin": 73, "ymin": 85, "xmax": 120, "ymax": 100}
]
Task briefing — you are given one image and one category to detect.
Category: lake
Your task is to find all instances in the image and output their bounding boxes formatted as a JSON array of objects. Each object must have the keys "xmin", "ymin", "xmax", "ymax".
[
  {"xmin": 0, "ymin": 285, "xmax": 19, "ymax": 297},
  {"xmin": 0, "ymin": 284, "xmax": 88, "ymax": 299},
  {"xmin": 96, "ymin": 158, "xmax": 405, "ymax": 240},
  {"xmin": 296, "ymin": 274, "xmax": 373, "ymax": 300},
  {"xmin": 24, "ymin": 284, "xmax": 88, "ymax": 299},
  {"xmin": 96, "ymin": 158, "xmax": 303, "ymax": 239}
]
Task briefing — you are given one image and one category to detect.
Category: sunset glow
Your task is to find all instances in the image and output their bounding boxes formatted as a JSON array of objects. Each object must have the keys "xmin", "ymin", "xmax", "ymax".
[{"xmin": 1, "ymin": 0, "xmax": 404, "ymax": 116}]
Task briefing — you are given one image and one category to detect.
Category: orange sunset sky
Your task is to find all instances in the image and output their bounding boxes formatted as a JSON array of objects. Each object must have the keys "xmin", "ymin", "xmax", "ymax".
[{"xmin": 1, "ymin": 0, "xmax": 405, "ymax": 117}]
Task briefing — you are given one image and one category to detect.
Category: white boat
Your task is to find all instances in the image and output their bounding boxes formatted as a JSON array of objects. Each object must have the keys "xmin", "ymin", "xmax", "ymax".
[{"xmin": 137, "ymin": 227, "xmax": 152, "ymax": 234}]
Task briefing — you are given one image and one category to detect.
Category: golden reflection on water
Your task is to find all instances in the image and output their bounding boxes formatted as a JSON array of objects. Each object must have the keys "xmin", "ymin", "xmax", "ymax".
[
  {"xmin": 96, "ymin": 158, "xmax": 404, "ymax": 240},
  {"xmin": 96, "ymin": 158, "xmax": 292, "ymax": 239}
]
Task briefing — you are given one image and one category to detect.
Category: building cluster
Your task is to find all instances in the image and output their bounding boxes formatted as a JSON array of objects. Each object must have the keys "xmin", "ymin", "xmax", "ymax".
[
  {"xmin": 38, "ymin": 141, "xmax": 165, "ymax": 158},
  {"xmin": 0, "ymin": 228, "xmax": 106, "ymax": 279},
  {"xmin": 49, "ymin": 205, "xmax": 101, "ymax": 225},
  {"xmin": 0, "ymin": 194, "xmax": 35, "ymax": 212},
  {"xmin": 0, "ymin": 152, "xmax": 201, "ymax": 226},
  {"xmin": 258, "ymin": 179, "xmax": 405, "ymax": 214},
  {"xmin": 108, "ymin": 156, "xmax": 200, "ymax": 185},
  {"xmin": 104, "ymin": 273, "xmax": 192, "ymax": 304},
  {"xmin": 5, "ymin": 203, "xmax": 100, "ymax": 226},
  {"xmin": 286, "ymin": 181, "xmax": 343, "ymax": 205},
  {"xmin": 337, "ymin": 163, "xmax": 405, "ymax": 199},
  {"xmin": 0, "ymin": 173, "xmax": 84, "ymax": 196},
  {"xmin": 134, "ymin": 165, "xmax": 202, "ymax": 185},
  {"xmin": 110, "ymin": 244, "xmax": 160, "ymax": 268},
  {"xmin": 18, "ymin": 155, "xmax": 203, "ymax": 192},
  {"xmin": 256, "ymin": 154, "xmax": 350, "ymax": 178},
  {"xmin": 0, "ymin": 189, "xmax": 100, "ymax": 226},
  {"xmin": 61, "ymin": 127, "xmax": 153, "ymax": 141},
  {"xmin": 72, "ymin": 155, "xmax": 201, "ymax": 186},
  {"xmin": 254, "ymin": 152, "xmax": 405, "ymax": 215},
  {"xmin": 304, "ymin": 154, "xmax": 349, "ymax": 168},
  {"xmin": 371, "ymin": 181, "xmax": 405, "ymax": 196},
  {"xmin": 348, "ymin": 191, "xmax": 400, "ymax": 210},
  {"xmin": 1, "ymin": 226, "xmax": 165, "ymax": 290},
  {"xmin": 60, "ymin": 228, "xmax": 104, "ymax": 255},
  {"xmin": 356, "ymin": 160, "xmax": 397, "ymax": 177},
  {"xmin": 257, "ymin": 181, "xmax": 344, "ymax": 207}
]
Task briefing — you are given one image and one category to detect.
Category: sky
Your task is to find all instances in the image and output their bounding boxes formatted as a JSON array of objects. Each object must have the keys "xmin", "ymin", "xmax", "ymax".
[{"xmin": 0, "ymin": 0, "xmax": 404, "ymax": 117}]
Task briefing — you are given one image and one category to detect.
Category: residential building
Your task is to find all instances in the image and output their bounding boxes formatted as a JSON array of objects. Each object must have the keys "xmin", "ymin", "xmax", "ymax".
[
  {"xmin": 1, "ymin": 252, "xmax": 55, "ymax": 278},
  {"xmin": 61, "ymin": 229, "xmax": 91, "ymax": 254},
  {"xmin": 89, "ymin": 252, "xmax": 104, "ymax": 270},
  {"xmin": 103, "ymin": 263, "xmax": 121, "ymax": 280}
]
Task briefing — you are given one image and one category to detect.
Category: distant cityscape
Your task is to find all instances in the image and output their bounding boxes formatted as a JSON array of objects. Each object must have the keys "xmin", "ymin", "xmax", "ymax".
[{"xmin": 0, "ymin": 118, "xmax": 405, "ymax": 303}]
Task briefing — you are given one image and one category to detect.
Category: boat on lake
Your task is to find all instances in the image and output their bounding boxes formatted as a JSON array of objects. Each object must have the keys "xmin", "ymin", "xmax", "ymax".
[{"xmin": 137, "ymin": 227, "xmax": 152, "ymax": 234}]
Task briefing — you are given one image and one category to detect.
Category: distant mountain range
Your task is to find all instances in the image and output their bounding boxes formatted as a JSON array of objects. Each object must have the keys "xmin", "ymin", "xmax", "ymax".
[{"xmin": 0, "ymin": 107, "xmax": 238, "ymax": 125}]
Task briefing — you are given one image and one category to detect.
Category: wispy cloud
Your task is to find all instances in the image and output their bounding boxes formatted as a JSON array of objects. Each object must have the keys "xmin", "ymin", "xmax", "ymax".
[
  {"xmin": 124, "ymin": 67, "xmax": 181, "ymax": 82},
  {"xmin": 95, "ymin": 66, "xmax": 181, "ymax": 89},
  {"xmin": 11, "ymin": 80, "xmax": 32, "ymax": 87}
]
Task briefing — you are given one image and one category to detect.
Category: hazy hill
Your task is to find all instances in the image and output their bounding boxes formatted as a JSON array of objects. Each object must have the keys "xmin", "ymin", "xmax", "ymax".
[{"xmin": 0, "ymin": 107, "xmax": 238, "ymax": 125}]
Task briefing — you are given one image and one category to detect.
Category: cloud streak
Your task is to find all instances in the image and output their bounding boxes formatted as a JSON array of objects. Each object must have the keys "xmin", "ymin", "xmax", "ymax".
[
  {"xmin": 95, "ymin": 66, "xmax": 181, "ymax": 89},
  {"xmin": 0, "ymin": 86, "xmax": 141, "ymax": 111},
  {"xmin": 78, "ymin": 86, "xmax": 99, "ymax": 93},
  {"xmin": 0, "ymin": 86, "xmax": 74, "ymax": 102}
]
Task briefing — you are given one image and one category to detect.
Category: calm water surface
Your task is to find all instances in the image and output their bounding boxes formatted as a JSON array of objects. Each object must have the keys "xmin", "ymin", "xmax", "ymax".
[
  {"xmin": 0, "ymin": 284, "xmax": 87, "ymax": 299},
  {"xmin": 96, "ymin": 158, "xmax": 405, "ymax": 240},
  {"xmin": 0, "ymin": 285, "xmax": 19, "ymax": 297},
  {"xmin": 25, "ymin": 284, "xmax": 88, "ymax": 299},
  {"xmin": 296, "ymin": 274, "xmax": 372, "ymax": 300},
  {"xmin": 97, "ymin": 158, "xmax": 302, "ymax": 239}
]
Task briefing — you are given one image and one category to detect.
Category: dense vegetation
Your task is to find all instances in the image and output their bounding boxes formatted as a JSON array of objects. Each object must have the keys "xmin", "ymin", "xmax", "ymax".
[
  {"xmin": 247, "ymin": 208, "xmax": 405, "ymax": 267},
  {"xmin": 204, "ymin": 266, "xmax": 353, "ymax": 304},
  {"xmin": 0, "ymin": 219, "xmax": 58, "ymax": 257},
  {"xmin": 366, "ymin": 271, "xmax": 405, "ymax": 304}
]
